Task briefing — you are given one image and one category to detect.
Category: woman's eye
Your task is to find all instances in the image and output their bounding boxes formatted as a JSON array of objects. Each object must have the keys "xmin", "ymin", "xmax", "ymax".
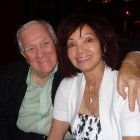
[
  {"xmin": 87, "ymin": 39, "xmax": 93, "ymax": 43},
  {"xmin": 68, "ymin": 43, "xmax": 75, "ymax": 48}
]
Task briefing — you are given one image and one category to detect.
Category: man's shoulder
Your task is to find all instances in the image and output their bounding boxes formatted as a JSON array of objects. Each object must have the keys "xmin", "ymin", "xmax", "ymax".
[{"xmin": 0, "ymin": 57, "xmax": 29, "ymax": 77}]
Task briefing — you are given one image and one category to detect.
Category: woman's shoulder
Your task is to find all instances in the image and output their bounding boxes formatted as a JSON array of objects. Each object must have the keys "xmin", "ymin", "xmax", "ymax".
[
  {"xmin": 103, "ymin": 66, "xmax": 118, "ymax": 83},
  {"xmin": 61, "ymin": 72, "xmax": 83, "ymax": 84},
  {"xmin": 58, "ymin": 72, "xmax": 84, "ymax": 94}
]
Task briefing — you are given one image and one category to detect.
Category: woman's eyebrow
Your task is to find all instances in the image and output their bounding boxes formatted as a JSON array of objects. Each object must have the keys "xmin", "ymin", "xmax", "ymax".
[{"xmin": 81, "ymin": 33, "xmax": 94, "ymax": 38}]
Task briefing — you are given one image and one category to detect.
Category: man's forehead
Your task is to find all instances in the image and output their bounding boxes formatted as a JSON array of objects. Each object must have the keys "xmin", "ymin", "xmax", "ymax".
[
  {"xmin": 25, "ymin": 23, "xmax": 47, "ymax": 32},
  {"xmin": 21, "ymin": 24, "xmax": 50, "ymax": 39}
]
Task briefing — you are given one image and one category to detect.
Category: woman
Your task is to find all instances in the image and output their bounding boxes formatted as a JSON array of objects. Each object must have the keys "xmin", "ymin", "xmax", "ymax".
[{"xmin": 48, "ymin": 14, "xmax": 140, "ymax": 140}]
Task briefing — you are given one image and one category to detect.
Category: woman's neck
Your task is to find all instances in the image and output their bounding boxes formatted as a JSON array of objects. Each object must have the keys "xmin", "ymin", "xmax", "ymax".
[{"xmin": 84, "ymin": 63, "xmax": 105, "ymax": 88}]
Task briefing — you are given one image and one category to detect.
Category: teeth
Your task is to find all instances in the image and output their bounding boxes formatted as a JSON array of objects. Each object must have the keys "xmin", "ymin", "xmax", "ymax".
[
  {"xmin": 78, "ymin": 56, "xmax": 90, "ymax": 61},
  {"xmin": 40, "ymin": 56, "xmax": 50, "ymax": 63}
]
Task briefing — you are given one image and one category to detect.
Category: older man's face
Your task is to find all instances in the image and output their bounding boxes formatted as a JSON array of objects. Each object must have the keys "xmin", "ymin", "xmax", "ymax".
[{"xmin": 20, "ymin": 23, "xmax": 57, "ymax": 77}]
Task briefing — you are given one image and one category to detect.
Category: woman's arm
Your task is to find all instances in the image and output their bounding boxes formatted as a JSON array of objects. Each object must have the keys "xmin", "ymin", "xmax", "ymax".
[
  {"xmin": 47, "ymin": 119, "xmax": 70, "ymax": 140},
  {"xmin": 118, "ymin": 52, "xmax": 140, "ymax": 112},
  {"xmin": 123, "ymin": 136, "xmax": 140, "ymax": 140}
]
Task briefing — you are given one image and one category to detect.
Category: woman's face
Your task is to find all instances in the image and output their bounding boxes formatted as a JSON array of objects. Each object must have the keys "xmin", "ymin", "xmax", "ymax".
[{"xmin": 67, "ymin": 24, "xmax": 104, "ymax": 73}]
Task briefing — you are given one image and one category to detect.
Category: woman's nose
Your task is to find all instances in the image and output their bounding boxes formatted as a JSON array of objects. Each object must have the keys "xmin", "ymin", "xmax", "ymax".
[{"xmin": 77, "ymin": 45, "xmax": 84, "ymax": 53}]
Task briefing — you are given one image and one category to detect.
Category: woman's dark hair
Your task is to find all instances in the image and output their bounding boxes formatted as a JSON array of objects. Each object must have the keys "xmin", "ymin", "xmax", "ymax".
[{"xmin": 56, "ymin": 13, "xmax": 120, "ymax": 77}]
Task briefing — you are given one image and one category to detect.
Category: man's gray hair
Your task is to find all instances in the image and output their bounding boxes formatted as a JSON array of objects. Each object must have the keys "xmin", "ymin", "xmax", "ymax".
[{"xmin": 16, "ymin": 20, "xmax": 57, "ymax": 53}]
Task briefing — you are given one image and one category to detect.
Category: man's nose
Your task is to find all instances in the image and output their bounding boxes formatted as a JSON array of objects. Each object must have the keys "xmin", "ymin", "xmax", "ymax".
[{"xmin": 36, "ymin": 48, "xmax": 44, "ymax": 58}]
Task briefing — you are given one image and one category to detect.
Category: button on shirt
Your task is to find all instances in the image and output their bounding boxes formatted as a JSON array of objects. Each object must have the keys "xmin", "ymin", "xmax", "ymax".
[{"xmin": 17, "ymin": 64, "xmax": 57, "ymax": 136}]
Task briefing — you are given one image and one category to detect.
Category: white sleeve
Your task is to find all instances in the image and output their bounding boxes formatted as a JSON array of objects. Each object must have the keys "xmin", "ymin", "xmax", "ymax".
[
  {"xmin": 53, "ymin": 81, "xmax": 68, "ymax": 122},
  {"xmin": 119, "ymin": 97, "xmax": 140, "ymax": 136}
]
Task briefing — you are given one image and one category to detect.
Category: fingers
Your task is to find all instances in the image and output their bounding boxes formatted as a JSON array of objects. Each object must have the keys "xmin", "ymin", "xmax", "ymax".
[
  {"xmin": 117, "ymin": 60, "xmax": 140, "ymax": 112},
  {"xmin": 127, "ymin": 81, "xmax": 137, "ymax": 112},
  {"xmin": 118, "ymin": 85, "xmax": 127, "ymax": 100},
  {"xmin": 117, "ymin": 77, "xmax": 127, "ymax": 100},
  {"xmin": 136, "ymin": 86, "xmax": 140, "ymax": 112}
]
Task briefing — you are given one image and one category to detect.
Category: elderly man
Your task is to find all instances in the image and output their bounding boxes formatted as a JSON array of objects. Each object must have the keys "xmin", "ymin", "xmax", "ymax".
[
  {"xmin": 0, "ymin": 20, "xmax": 139, "ymax": 140},
  {"xmin": 0, "ymin": 20, "xmax": 73, "ymax": 140}
]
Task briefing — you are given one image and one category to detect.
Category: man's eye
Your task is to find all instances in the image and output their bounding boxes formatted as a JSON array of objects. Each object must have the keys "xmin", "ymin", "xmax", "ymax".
[
  {"xmin": 44, "ymin": 41, "xmax": 49, "ymax": 45},
  {"xmin": 43, "ymin": 41, "xmax": 49, "ymax": 45},
  {"xmin": 41, "ymin": 41, "xmax": 49, "ymax": 47},
  {"xmin": 26, "ymin": 48, "xmax": 34, "ymax": 52}
]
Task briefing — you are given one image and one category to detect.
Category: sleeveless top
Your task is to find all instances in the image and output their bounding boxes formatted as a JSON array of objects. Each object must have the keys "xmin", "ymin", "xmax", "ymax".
[{"xmin": 72, "ymin": 114, "xmax": 104, "ymax": 140}]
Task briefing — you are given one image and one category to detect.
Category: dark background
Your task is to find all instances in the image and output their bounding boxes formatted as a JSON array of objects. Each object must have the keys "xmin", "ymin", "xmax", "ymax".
[{"xmin": 0, "ymin": 0, "xmax": 140, "ymax": 68}]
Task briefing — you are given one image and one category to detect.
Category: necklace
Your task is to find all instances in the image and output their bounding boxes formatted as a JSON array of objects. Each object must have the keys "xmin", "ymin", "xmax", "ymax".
[
  {"xmin": 87, "ymin": 85, "xmax": 94, "ymax": 104},
  {"xmin": 87, "ymin": 85, "xmax": 94, "ymax": 111}
]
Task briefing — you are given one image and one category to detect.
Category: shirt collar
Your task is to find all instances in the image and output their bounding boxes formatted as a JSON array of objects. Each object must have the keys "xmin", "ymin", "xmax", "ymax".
[{"xmin": 26, "ymin": 63, "xmax": 58, "ymax": 87}]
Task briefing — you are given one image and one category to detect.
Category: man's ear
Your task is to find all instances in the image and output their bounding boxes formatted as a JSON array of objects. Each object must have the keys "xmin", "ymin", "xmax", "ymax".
[
  {"xmin": 20, "ymin": 51, "xmax": 29, "ymax": 63},
  {"xmin": 20, "ymin": 51, "xmax": 26, "ymax": 59}
]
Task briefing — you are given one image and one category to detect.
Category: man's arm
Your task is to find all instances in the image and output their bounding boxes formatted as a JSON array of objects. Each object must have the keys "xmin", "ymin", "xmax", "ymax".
[
  {"xmin": 0, "ymin": 67, "xmax": 10, "ymax": 140},
  {"xmin": 118, "ymin": 52, "xmax": 140, "ymax": 112}
]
